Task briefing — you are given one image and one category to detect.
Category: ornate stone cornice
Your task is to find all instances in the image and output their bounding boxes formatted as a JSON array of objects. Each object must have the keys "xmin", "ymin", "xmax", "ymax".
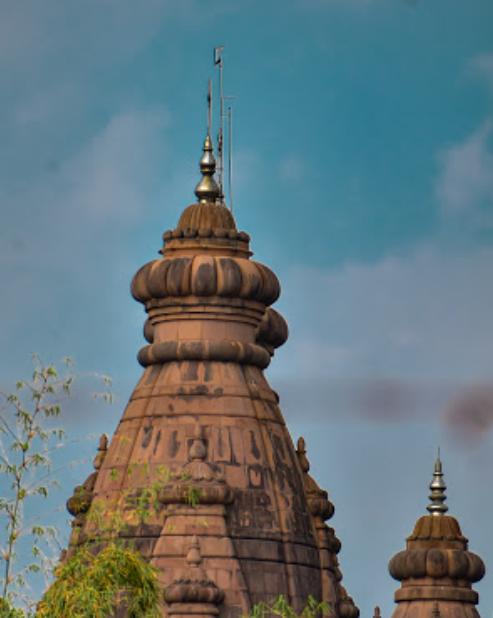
[{"xmin": 132, "ymin": 256, "xmax": 280, "ymax": 307}]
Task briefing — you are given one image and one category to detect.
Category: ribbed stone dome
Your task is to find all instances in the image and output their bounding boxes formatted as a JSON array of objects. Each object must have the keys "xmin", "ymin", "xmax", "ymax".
[{"xmin": 177, "ymin": 202, "xmax": 237, "ymax": 232}]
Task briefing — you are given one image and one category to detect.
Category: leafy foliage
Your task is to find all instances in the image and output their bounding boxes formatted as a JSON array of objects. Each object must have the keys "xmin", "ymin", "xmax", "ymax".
[
  {"xmin": 245, "ymin": 595, "xmax": 331, "ymax": 618},
  {"xmin": 0, "ymin": 357, "xmax": 75, "ymax": 610},
  {"xmin": 0, "ymin": 598, "xmax": 27, "ymax": 618},
  {"xmin": 37, "ymin": 542, "xmax": 161, "ymax": 618},
  {"xmin": 35, "ymin": 462, "xmax": 167, "ymax": 618},
  {"xmin": 0, "ymin": 357, "xmax": 111, "ymax": 615}
]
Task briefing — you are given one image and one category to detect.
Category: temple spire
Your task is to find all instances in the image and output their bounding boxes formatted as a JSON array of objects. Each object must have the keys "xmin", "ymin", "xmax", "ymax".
[{"xmin": 427, "ymin": 449, "xmax": 448, "ymax": 516}]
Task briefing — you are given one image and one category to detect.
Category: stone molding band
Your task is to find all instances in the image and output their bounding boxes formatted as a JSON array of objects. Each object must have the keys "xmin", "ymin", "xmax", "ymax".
[
  {"xmin": 138, "ymin": 339, "xmax": 271, "ymax": 369},
  {"xmin": 166, "ymin": 604, "xmax": 220, "ymax": 616},
  {"xmin": 132, "ymin": 256, "xmax": 280, "ymax": 306},
  {"xmin": 389, "ymin": 548, "xmax": 485, "ymax": 582},
  {"xmin": 395, "ymin": 587, "xmax": 478, "ymax": 603},
  {"xmin": 159, "ymin": 484, "xmax": 234, "ymax": 506}
]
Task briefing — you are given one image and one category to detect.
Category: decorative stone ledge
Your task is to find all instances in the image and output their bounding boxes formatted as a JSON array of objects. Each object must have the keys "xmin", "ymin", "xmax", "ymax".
[
  {"xmin": 389, "ymin": 547, "xmax": 485, "ymax": 582},
  {"xmin": 132, "ymin": 256, "xmax": 280, "ymax": 307},
  {"xmin": 138, "ymin": 340, "xmax": 272, "ymax": 369},
  {"xmin": 394, "ymin": 586, "xmax": 478, "ymax": 603}
]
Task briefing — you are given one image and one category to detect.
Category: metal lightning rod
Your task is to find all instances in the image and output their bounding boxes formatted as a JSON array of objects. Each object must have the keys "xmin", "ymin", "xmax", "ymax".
[
  {"xmin": 207, "ymin": 79, "xmax": 212, "ymax": 137},
  {"xmin": 223, "ymin": 97, "xmax": 236, "ymax": 212},
  {"xmin": 214, "ymin": 46, "xmax": 225, "ymax": 201},
  {"xmin": 228, "ymin": 106, "xmax": 233, "ymax": 213}
]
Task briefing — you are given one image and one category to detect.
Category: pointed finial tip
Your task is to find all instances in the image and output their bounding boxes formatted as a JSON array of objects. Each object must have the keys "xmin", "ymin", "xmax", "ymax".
[{"xmin": 427, "ymin": 450, "xmax": 448, "ymax": 516}]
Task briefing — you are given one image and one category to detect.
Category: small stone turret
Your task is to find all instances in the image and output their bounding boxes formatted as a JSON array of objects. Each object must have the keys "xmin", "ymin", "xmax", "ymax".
[
  {"xmin": 389, "ymin": 455, "xmax": 485, "ymax": 618},
  {"xmin": 165, "ymin": 536, "xmax": 224, "ymax": 618}
]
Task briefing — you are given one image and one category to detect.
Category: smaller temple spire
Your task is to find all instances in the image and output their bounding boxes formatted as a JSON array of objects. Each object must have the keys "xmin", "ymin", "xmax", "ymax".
[{"xmin": 427, "ymin": 449, "xmax": 448, "ymax": 516}]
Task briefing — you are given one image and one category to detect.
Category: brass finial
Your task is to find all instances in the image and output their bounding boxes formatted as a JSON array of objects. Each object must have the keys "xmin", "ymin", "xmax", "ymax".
[
  {"xmin": 373, "ymin": 607, "xmax": 381, "ymax": 618},
  {"xmin": 427, "ymin": 449, "xmax": 448, "ymax": 516},
  {"xmin": 195, "ymin": 81, "xmax": 220, "ymax": 203},
  {"xmin": 195, "ymin": 134, "xmax": 220, "ymax": 203}
]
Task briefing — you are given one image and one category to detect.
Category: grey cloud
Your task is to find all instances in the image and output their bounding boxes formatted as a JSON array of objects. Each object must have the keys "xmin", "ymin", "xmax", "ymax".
[
  {"xmin": 274, "ymin": 376, "xmax": 443, "ymax": 423},
  {"xmin": 273, "ymin": 375, "xmax": 493, "ymax": 446},
  {"xmin": 444, "ymin": 383, "xmax": 493, "ymax": 444},
  {"xmin": 269, "ymin": 245, "xmax": 493, "ymax": 444}
]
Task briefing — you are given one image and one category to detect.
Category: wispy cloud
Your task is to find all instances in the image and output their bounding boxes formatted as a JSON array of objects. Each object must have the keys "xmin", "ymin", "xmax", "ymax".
[
  {"xmin": 60, "ymin": 110, "xmax": 169, "ymax": 221},
  {"xmin": 435, "ymin": 121, "xmax": 493, "ymax": 224},
  {"xmin": 294, "ymin": 0, "xmax": 385, "ymax": 9},
  {"xmin": 470, "ymin": 52, "xmax": 493, "ymax": 92},
  {"xmin": 0, "ymin": 108, "xmax": 169, "ymax": 370},
  {"xmin": 273, "ymin": 242, "xmax": 493, "ymax": 443},
  {"xmin": 279, "ymin": 154, "xmax": 308, "ymax": 183},
  {"xmin": 282, "ymin": 245, "xmax": 493, "ymax": 381}
]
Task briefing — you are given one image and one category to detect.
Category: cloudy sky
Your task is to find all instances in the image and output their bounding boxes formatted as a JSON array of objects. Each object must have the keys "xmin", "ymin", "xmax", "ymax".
[{"xmin": 1, "ymin": 0, "xmax": 493, "ymax": 615}]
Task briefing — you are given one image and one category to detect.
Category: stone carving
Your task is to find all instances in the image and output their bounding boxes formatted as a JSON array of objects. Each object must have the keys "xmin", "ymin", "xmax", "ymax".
[
  {"xmin": 297, "ymin": 436, "xmax": 335, "ymax": 522},
  {"xmin": 296, "ymin": 437, "xmax": 360, "ymax": 618},
  {"xmin": 67, "ymin": 434, "xmax": 108, "ymax": 531},
  {"xmin": 164, "ymin": 536, "xmax": 225, "ymax": 608},
  {"xmin": 159, "ymin": 424, "xmax": 234, "ymax": 507}
]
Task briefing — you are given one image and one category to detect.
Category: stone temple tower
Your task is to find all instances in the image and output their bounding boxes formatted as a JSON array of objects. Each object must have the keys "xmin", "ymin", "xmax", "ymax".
[
  {"xmin": 389, "ymin": 456, "xmax": 485, "ymax": 618},
  {"xmin": 67, "ymin": 132, "xmax": 359, "ymax": 618}
]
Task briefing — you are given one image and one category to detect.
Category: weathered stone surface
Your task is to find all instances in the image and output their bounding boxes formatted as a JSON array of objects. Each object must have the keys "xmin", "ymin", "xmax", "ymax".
[
  {"xmin": 66, "ymin": 198, "xmax": 358, "ymax": 618},
  {"xmin": 389, "ymin": 511, "xmax": 485, "ymax": 618}
]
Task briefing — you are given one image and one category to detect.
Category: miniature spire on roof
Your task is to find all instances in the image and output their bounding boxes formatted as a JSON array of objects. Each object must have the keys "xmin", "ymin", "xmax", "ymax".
[
  {"xmin": 427, "ymin": 448, "xmax": 448, "ymax": 516},
  {"xmin": 195, "ymin": 80, "xmax": 220, "ymax": 203}
]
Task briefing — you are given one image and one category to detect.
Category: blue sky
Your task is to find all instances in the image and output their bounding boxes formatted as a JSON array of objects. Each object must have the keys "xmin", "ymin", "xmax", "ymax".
[{"xmin": 1, "ymin": 0, "xmax": 493, "ymax": 614}]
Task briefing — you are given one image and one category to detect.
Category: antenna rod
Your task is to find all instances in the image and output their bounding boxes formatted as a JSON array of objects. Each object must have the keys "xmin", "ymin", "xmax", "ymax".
[
  {"xmin": 214, "ymin": 46, "xmax": 225, "ymax": 198},
  {"xmin": 228, "ymin": 106, "xmax": 233, "ymax": 213},
  {"xmin": 207, "ymin": 79, "xmax": 212, "ymax": 137},
  {"xmin": 219, "ymin": 54, "xmax": 224, "ymax": 194}
]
